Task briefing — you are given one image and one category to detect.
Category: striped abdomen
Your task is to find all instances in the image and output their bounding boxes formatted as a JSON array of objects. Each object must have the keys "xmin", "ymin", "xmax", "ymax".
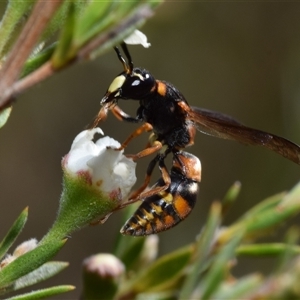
[{"xmin": 121, "ymin": 152, "xmax": 201, "ymax": 236}]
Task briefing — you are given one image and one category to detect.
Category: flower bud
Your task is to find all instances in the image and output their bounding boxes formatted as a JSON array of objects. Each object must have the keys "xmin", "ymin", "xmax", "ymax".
[
  {"xmin": 62, "ymin": 128, "xmax": 136, "ymax": 199},
  {"xmin": 0, "ymin": 238, "xmax": 37, "ymax": 269},
  {"xmin": 41, "ymin": 129, "xmax": 136, "ymax": 243},
  {"xmin": 82, "ymin": 254, "xmax": 125, "ymax": 299}
]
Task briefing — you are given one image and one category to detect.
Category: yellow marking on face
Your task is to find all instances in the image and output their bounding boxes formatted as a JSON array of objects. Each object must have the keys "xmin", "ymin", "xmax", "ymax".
[
  {"xmin": 132, "ymin": 72, "xmax": 144, "ymax": 81},
  {"xmin": 108, "ymin": 75, "xmax": 126, "ymax": 93}
]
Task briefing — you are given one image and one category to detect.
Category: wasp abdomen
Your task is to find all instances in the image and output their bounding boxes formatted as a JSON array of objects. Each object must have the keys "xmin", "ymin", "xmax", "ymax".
[{"xmin": 121, "ymin": 173, "xmax": 199, "ymax": 236}]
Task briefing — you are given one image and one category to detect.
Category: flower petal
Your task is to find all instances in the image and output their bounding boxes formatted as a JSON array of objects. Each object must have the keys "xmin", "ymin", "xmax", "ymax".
[
  {"xmin": 63, "ymin": 129, "xmax": 136, "ymax": 200},
  {"xmin": 124, "ymin": 30, "xmax": 151, "ymax": 48}
]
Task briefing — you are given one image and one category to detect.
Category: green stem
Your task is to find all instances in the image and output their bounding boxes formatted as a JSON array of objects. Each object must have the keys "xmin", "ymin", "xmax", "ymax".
[
  {"xmin": 40, "ymin": 175, "xmax": 119, "ymax": 245},
  {"xmin": 0, "ymin": 0, "xmax": 35, "ymax": 59}
]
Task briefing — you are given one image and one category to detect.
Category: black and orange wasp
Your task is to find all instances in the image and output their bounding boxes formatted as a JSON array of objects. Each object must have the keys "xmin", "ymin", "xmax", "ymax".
[{"xmin": 92, "ymin": 43, "xmax": 300, "ymax": 236}]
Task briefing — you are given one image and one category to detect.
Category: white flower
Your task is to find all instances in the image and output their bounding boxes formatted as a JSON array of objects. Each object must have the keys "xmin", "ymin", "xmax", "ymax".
[
  {"xmin": 124, "ymin": 30, "xmax": 151, "ymax": 48},
  {"xmin": 63, "ymin": 128, "xmax": 136, "ymax": 201}
]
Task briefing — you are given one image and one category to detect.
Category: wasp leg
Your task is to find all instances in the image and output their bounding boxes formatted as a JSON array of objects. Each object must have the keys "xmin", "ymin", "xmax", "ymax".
[
  {"xmin": 89, "ymin": 105, "xmax": 109, "ymax": 128},
  {"xmin": 127, "ymin": 140, "xmax": 162, "ymax": 161},
  {"xmin": 90, "ymin": 212, "xmax": 113, "ymax": 226},
  {"xmin": 111, "ymin": 105, "xmax": 141, "ymax": 123},
  {"xmin": 117, "ymin": 155, "xmax": 161, "ymax": 209},
  {"xmin": 123, "ymin": 154, "xmax": 171, "ymax": 206},
  {"xmin": 135, "ymin": 158, "xmax": 171, "ymax": 199},
  {"xmin": 108, "ymin": 122, "xmax": 153, "ymax": 152},
  {"xmin": 117, "ymin": 150, "xmax": 171, "ymax": 211},
  {"xmin": 128, "ymin": 146, "xmax": 172, "ymax": 198},
  {"xmin": 128, "ymin": 154, "xmax": 160, "ymax": 200},
  {"xmin": 125, "ymin": 138, "xmax": 165, "ymax": 200},
  {"xmin": 90, "ymin": 102, "xmax": 139, "ymax": 128}
]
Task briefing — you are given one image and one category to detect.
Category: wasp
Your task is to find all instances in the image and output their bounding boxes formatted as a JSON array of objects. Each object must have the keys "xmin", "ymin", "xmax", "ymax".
[
  {"xmin": 121, "ymin": 151, "xmax": 201, "ymax": 236},
  {"xmin": 93, "ymin": 43, "xmax": 300, "ymax": 236}
]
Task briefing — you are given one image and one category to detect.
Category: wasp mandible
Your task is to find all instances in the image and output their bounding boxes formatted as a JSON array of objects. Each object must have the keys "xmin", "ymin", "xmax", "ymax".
[{"xmin": 93, "ymin": 43, "xmax": 300, "ymax": 236}]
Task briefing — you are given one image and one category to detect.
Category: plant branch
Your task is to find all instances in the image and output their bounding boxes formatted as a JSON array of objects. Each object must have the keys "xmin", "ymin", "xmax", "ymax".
[
  {"xmin": 0, "ymin": 0, "xmax": 64, "ymax": 107},
  {"xmin": 0, "ymin": 4, "xmax": 153, "ymax": 110},
  {"xmin": 78, "ymin": 4, "xmax": 153, "ymax": 60}
]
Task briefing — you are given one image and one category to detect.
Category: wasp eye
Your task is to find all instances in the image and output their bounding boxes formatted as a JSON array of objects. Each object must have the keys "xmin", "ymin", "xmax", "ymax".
[{"xmin": 131, "ymin": 79, "xmax": 141, "ymax": 86}]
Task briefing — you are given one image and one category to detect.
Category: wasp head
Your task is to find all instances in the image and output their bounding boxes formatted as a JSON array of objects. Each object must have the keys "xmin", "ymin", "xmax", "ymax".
[
  {"xmin": 101, "ymin": 44, "xmax": 155, "ymax": 105},
  {"xmin": 101, "ymin": 68, "xmax": 155, "ymax": 105}
]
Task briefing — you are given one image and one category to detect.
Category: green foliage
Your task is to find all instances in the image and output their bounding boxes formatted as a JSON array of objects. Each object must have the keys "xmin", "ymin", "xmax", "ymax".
[
  {"xmin": 0, "ymin": 207, "xmax": 28, "ymax": 260},
  {"xmin": 1, "ymin": 175, "xmax": 299, "ymax": 300},
  {"xmin": 81, "ymin": 182, "xmax": 300, "ymax": 299},
  {"xmin": 0, "ymin": 0, "xmax": 36, "ymax": 58},
  {"xmin": 1, "ymin": 1, "xmax": 300, "ymax": 299},
  {"xmin": 115, "ymin": 233, "xmax": 147, "ymax": 271},
  {"xmin": 0, "ymin": 106, "xmax": 12, "ymax": 129},
  {"xmin": 51, "ymin": 0, "xmax": 160, "ymax": 67},
  {"xmin": 179, "ymin": 201, "xmax": 222, "ymax": 299},
  {"xmin": 0, "ymin": 240, "xmax": 66, "ymax": 290},
  {"xmin": 200, "ymin": 232, "xmax": 244, "ymax": 300},
  {"xmin": 73, "ymin": 1, "xmax": 114, "ymax": 45},
  {"xmin": 0, "ymin": 209, "xmax": 72, "ymax": 298},
  {"xmin": 6, "ymin": 285, "xmax": 75, "ymax": 300},
  {"xmin": 237, "ymin": 243, "xmax": 300, "ymax": 256},
  {"xmin": 0, "ymin": 0, "xmax": 162, "ymax": 125},
  {"xmin": 0, "ymin": 2, "xmax": 161, "ymax": 296},
  {"xmin": 125, "ymin": 245, "xmax": 192, "ymax": 294},
  {"xmin": 114, "ymin": 204, "xmax": 149, "ymax": 270},
  {"xmin": 11, "ymin": 262, "xmax": 69, "ymax": 291},
  {"xmin": 20, "ymin": 45, "xmax": 55, "ymax": 78},
  {"xmin": 40, "ymin": 173, "xmax": 120, "ymax": 245}
]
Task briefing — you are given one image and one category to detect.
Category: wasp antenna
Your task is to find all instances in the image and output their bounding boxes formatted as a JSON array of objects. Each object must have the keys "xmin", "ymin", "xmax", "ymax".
[
  {"xmin": 121, "ymin": 42, "xmax": 134, "ymax": 73},
  {"xmin": 114, "ymin": 46, "xmax": 130, "ymax": 74}
]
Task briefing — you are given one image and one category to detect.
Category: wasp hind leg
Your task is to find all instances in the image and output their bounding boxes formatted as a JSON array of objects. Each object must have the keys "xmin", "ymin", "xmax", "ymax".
[{"xmin": 129, "ymin": 153, "xmax": 171, "ymax": 200}]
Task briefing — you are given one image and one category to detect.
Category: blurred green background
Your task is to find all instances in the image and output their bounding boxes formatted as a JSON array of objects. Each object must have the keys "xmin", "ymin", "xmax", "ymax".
[{"xmin": 0, "ymin": 2, "xmax": 300, "ymax": 298}]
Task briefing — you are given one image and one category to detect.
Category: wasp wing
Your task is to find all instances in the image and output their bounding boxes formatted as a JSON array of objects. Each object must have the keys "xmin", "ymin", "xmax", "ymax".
[{"xmin": 189, "ymin": 106, "xmax": 300, "ymax": 165}]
